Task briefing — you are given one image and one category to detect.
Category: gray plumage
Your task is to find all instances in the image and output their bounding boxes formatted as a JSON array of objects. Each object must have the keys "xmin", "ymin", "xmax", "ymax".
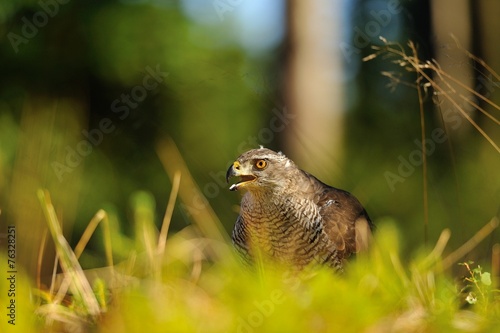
[{"xmin": 226, "ymin": 147, "xmax": 373, "ymax": 271}]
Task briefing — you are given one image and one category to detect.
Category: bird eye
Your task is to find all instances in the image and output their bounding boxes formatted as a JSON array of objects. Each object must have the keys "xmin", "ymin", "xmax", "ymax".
[{"xmin": 255, "ymin": 159, "xmax": 267, "ymax": 169}]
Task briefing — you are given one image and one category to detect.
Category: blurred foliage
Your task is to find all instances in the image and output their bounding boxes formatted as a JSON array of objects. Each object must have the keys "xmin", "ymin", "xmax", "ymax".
[
  {"xmin": 0, "ymin": 0, "xmax": 498, "ymax": 307},
  {"xmin": 342, "ymin": 0, "xmax": 500, "ymax": 261},
  {"xmin": 22, "ymin": 193, "xmax": 500, "ymax": 332},
  {"xmin": 0, "ymin": 0, "xmax": 273, "ymax": 250}
]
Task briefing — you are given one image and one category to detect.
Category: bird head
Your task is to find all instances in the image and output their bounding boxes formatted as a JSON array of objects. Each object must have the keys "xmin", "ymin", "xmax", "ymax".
[{"xmin": 226, "ymin": 147, "xmax": 295, "ymax": 192}]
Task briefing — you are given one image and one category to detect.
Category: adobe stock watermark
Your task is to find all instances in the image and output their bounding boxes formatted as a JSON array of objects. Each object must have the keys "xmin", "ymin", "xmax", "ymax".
[
  {"xmin": 339, "ymin": 0, "xmax": 403, "ymax": 63},
  {"xmin": 8, "ymin": 0, "xmax": 70, "ymax": 53},
  {"xmin": 179, "ymin": 105, "xmax": 295, "ymax": 218},
  {"xmin": 384, "ymin": 73, "xmax": 500, "ymax": 192},
  {"xmin": 51, "ymin": 65, "xmax": 169, "ymax": 182},
  {"xmin": 384, "ymin": 128, "xmax": 447, "ymax": 192},
  {"xmin": 235, "ymin": 270, "xmax": 301, "ymax": 333},
  {"xmin": 213, "ymin": 0, "xmax": 245, "ymax": 21}
]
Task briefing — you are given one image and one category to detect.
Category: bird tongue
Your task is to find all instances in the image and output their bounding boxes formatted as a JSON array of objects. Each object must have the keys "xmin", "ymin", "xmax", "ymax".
[{"xmin": 229, "ymin": 175, "xmax": 256, "ymax": 191}]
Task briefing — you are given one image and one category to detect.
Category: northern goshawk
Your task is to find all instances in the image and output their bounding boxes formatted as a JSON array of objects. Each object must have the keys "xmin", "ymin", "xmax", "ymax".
[{"xmin": 226, "ymin": 147, "xmax": 373, "ymax": 271}]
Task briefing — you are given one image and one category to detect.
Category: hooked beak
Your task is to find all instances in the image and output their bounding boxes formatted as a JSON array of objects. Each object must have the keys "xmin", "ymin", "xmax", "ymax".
[{"xmin": 226, "ymin": 161, "xmax": 256, "ymax": 191}]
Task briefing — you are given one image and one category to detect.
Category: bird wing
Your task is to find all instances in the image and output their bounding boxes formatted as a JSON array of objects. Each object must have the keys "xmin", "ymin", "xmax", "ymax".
[{"xmin": 307, "ymin": 174, "xmax": 372, "ymax": 257}]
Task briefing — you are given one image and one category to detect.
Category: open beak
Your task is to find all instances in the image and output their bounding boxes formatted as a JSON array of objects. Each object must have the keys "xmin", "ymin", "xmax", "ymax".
[{"xmin": 226, "ymin": 161, "xmax": 256, "ymax": 191}]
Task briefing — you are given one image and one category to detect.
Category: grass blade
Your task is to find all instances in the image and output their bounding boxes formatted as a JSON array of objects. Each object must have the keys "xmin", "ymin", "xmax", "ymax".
[
  {"xmin": 37, "ymin": 189, "xmax": 101, "ymax": 317},
  {"xmin": 158, "ymin": 171, "xmax": 181, "ymax": 256},
  {"xmin": 156, "ymin": 137, "xmax": 232, "ymax": 261}
]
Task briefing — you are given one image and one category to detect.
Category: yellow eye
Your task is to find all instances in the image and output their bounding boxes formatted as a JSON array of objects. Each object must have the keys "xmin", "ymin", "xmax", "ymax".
[{"xmin": 255, "ymin": 159, "xmax": 267, "ymax": 169}]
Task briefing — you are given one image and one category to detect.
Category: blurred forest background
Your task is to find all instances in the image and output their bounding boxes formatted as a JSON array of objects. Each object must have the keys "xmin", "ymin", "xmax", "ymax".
[{"xmin": 0, "ymin": 0, "xmax": 498, "ymax": 281}]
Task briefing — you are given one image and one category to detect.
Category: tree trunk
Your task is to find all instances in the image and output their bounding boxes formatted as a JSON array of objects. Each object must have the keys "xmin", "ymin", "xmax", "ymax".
[{"xmin": 285, "ymin": 0, "xmax": 346, "ymax": 182}]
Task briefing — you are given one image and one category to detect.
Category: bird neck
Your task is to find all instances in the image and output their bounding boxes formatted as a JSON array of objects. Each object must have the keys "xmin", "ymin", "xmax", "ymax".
[
  {"xmin": 241, "ymin": 183, "xmax": 314, "ymax": 224},
  {"xmin": 242, "ymin": 187, "xmax": 285, "ymax": 211}
]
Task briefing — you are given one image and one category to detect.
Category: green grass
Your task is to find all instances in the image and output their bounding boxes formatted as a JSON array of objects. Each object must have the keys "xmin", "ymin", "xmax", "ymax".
[{"xmin": 16, "ymin": 186, "xmax": 498, "ymax": 333}]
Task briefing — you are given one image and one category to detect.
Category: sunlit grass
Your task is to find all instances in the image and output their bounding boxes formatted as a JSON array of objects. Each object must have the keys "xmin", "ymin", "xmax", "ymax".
[
  {"xmin": 363, "ymin": 37, "xmax": 500, "ymax": 250},
  {"xmin": 364, "ymin": 37, "xmax": 500, "ymax": 154},
  {"xmin": 30, "ymin": 181, "xmax": 499, "ymax": 332}
]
